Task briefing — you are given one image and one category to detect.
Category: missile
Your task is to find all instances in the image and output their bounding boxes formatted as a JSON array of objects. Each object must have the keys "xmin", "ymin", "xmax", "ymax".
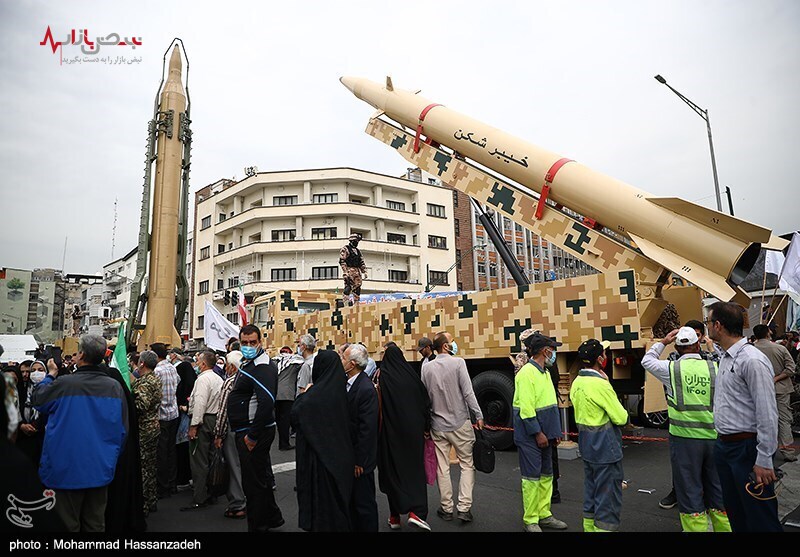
[
  {"xmin": 340, "ymin": 76, "xmax": 787, "ymax": 302},
  {"xmin": 139, "ymin": 46, "xmax": 185, "ymax": 349}
]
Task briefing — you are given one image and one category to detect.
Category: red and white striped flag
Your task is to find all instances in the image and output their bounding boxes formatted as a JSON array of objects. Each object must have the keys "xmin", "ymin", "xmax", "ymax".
[{"xmin": 237, "ymin": 285, "xmax": 248, "ymax": 326}]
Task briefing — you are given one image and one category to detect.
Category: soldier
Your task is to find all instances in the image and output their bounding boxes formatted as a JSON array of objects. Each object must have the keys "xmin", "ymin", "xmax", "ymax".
[
  {"xmin": 339, "ymin": 233, "xmax": 367, "ymax": 305},
  {"xmin": 132, "ymin": 350, "xmax": 163, "ymax": 517}
]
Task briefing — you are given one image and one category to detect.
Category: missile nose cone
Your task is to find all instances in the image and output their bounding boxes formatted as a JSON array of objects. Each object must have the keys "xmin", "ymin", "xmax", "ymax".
[
  {"xmin": 339, "ymin": 76, "xmax": 358, "ymax": 95},
  {"xmin": 168, "ymin": 45, "xmax": 182, "ymax": 78}
]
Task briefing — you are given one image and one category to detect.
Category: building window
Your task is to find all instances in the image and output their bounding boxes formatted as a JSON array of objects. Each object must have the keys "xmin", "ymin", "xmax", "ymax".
[
  {"xmin": 228, "ymin": 276, "xmax": 240, "ymax": 288},
  {"xmin": 198, "ymin": 280, "xmax": 209, "ymax": 294},
  {"xmin": 428, "ymin": 235, "xmax": 447, "ymax": 249},
  {"xmin": 311, "ymin": 266, "xmax": 338, "ymax": 280},
  {"xmin": 428, "ymin": 270, "xmax": 448, "ymax": 286},
  {"xmin": 218, "ymin": 244, "xmax": 225, "ymax": 254},
  {"xmin": 227, "ymin": 312, "xmax": 239, "ymax": 325},
  {"xmin": 452, "ymin": 190, "xmax": 459, "ymax": 207},
  {"xmin": 515, "ymin": 223, "xmax": 523, "ymax": 232},
  {"xmin": 311, "ymin": 227, "xmax": 337, "ymax": 240},
  {"xmin": 218, "ymin": 213, "xmax": 227, "ymax": 223},
  {"xmin": 312, "ymin": 193, "xmax": 338, "ymax": 204},
  {"xmin": 516, "ymin": 243, "xmax": 525, "ymax": 255},
  {"xmin": 388, "ymin": 269, "xmax": 408, "ymax": 282},
  {"xmin": 200, "ymin": 216, "xmax": 211, "ymax": 230},
  {"xmin": 273, "ymin": 195, "xmax": 298, "ymax": 206},
  {"xmin": 387, "ymin": 233, "xmax": 406, "ymax": 244},
  {"xmin": 411, "ymin": 202, "xmax": 417, "ymax": 213},
  {"xmin": 427, "ymin": 203, "xmax": 446, "ymax": 218},
  {"xmin": 197, "ymin": 315, "xmax": 204, "ymax": 329},
  {"xmin": 489, "ymin": 265, "xmax": 497, "ymax": 277},
  {"xmin": 477, "ymin": 262, "xmax": 486, "ymax": 274},
  {"xmin": 249, "ymin": 233, "xmax": 261, "ymax": 243},
  {"xmin": 386, "ymin": 200, "xmax": 406, "ymax": 211},
  {"xmin": 271, "ymin": 229, "xmax": 296, "ymax": 242},
  {"xmin": 412, "ymin": 234, "xmax": 418, "ymax": 246},
  {"xmin": 251, "ymin": 270, "xmax": 261, "ymax": 282},
  {"xmin": 200, "ymin": 246, "xmax": 210, "ymax": 260},
  {"xmin": 456, "ymin": 249, "xmax": 462, "ymax": 269},
  {"xmin": 250, "ymin": 199, "xmax": 262, "ymax": 208},
  {"xmin": 271, "ymin": 268, "xmax": 297, "ymax": 281},
  {"xmin": 217, "ymin": 279, "xmax": 224, "ymax": 291},
  {"xmin": 454, "ymin": 218, "xmax": 460, "ymax": 236}
]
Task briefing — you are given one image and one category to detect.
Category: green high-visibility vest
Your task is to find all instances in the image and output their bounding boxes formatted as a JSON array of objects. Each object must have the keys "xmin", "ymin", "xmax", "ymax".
[{"xmin": 667, "ymin": 358, "xmax": 717, "ymax": 439}]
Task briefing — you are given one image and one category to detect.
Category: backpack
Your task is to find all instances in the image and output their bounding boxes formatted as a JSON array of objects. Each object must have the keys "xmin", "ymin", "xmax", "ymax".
[{"xmin": 473, "ymin": 429, "xmax": 495, "ymax": 473}]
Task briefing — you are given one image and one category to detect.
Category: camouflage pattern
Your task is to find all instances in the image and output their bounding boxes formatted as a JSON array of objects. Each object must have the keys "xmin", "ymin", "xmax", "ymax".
[
  {"xmin": 342, "ymin": 267, "xmax": 364, "ymax": 304},
  {"xmin": 255, "ymin": 269, "xmax": 642, "ymax": 363},
  {"xmin": 365, "ymin": 117, "xmax": 666, "ymax": 288},
  {"xmin": 133, "ymin": 371, "xmax": 162, "ymax": 514}
]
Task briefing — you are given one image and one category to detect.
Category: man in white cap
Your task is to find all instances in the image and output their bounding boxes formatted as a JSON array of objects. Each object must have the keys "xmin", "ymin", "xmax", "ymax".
[
  {"xmin": 339, "ymin": 233, "xmax": 367, "ymax": 305},
  {"xmin": 641, "ymin": 327, "xmax": 731, "ymax": 532}
]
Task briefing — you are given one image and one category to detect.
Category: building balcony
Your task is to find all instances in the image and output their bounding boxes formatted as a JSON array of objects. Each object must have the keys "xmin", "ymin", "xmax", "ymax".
[
  {"xmin": 209, "ymin": 202, "xmax": 420, "ymax": 235},
  {"xmin": 211, "ymin": 277, "xmax": 424, "ymax": 298},
  {"xmin": 213, "ymin": 238, "xmax": 422, "ymax": 266}
]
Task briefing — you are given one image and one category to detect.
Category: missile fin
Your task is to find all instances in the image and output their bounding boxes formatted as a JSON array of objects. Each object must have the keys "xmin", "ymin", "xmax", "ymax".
[
  {"xmin": 628, "ymin": 232, "xmax": 738, "ymax": 302},
  {"xmin": 763, "ymin": 234, "xmax": 790, "ymax": 252},
  {"xmin": 647, "ymin": 197, "xmax": 771, "ymax": 243}
]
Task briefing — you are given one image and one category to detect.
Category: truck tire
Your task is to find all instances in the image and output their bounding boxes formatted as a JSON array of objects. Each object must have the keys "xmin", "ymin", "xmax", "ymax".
[
  {"xmin": 637, "ymin": 398, "xmax": 669, "ymax": 429},
  {"xmin": 472, "ymin": 370, "xmax": 515, "ymax": 450}
]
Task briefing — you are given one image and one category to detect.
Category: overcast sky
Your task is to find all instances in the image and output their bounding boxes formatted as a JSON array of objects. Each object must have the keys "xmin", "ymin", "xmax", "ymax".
[{"xmin": 1, "ymin": 0, "xmax": 797, "ymax": 274}]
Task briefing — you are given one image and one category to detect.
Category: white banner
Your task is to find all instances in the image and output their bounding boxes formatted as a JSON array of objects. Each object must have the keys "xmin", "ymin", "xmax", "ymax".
[
  {"xmin": 765, "ymin": 249, "xmax": 785, "ymax": 276},
  {"xmin": 780, "ymin": 232, "xmax": 800, "ymax": 297},
  {"xmin": 204, "ymin": 300, "xmax": 239, "ymax": 352}
]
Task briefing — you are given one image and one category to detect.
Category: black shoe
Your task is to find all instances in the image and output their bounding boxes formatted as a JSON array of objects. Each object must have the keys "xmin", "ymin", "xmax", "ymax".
[
  {"xmin": 266, "ymin": 518, "xmax": 285, "ymax": 530},
  {"xmin": 456, "ymin": 510, "xmax": 473, "ymax": 523},
  {"xmin": 278, "ymin": 445, "xmax": 295, "ymax": 451},
  {"xmin": 436, "ymin": 507, "xmax": 453, "ymax": 521},
  {"xmin": 551, "ymin": 491, "xmax": 561, "ymax": 504},
  {"xmin": 659, "ymin": 489, "xmax": 677, "ymax": 510}
]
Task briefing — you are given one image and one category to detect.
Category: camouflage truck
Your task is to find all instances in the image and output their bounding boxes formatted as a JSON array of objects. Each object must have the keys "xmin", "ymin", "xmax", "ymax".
[{"xmin": 250, "ymin": 270, "xmax": 703, "ymax": 450}]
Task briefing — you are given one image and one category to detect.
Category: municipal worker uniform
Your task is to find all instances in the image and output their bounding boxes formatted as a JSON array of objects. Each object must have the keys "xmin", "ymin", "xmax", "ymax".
[
  {"xmin": 571, "ymin": 368, "xmax": 628, "ymax": 532},
  {"xmin": 642, "ymin": 334, "xmax": 731, "ymax": 533},
  {"xmin": 513, "ymin": 360, "xmax": 561, "ymax": 526}
]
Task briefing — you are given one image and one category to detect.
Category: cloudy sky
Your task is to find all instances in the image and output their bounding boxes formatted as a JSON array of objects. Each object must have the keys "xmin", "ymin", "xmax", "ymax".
[{"xmin": 1, "ymin": 0, "xmax": 797, "ymax": 274}]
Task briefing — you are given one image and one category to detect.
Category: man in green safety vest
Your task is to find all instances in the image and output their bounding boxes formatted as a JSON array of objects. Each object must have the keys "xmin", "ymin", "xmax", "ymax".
[
  {"xmin": 641, "ymin": 326, "xmax": 731, "ymax": 532},
  {"xmin": 571, "ymin": 338, "xmax": 629, "ymax": 532},
  {"xmin": 513, "ymin": 332, "xmax": 568, "ymax": 533}
]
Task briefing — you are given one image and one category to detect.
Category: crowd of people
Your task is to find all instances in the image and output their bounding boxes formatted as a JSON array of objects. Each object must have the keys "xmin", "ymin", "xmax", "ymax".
[{"xmin": 0, "ymin": 298, "xmax": 796, "ymax": 533}]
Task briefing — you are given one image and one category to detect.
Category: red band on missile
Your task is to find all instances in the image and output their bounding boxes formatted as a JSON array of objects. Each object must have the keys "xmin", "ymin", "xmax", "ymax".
[
  {"xmin": 413, "ymin": 103, "xmax": 442, "ymax": 153},
  {"xmin": 535, "ymin": 157, "xmax": 573, "ymax": 219}
]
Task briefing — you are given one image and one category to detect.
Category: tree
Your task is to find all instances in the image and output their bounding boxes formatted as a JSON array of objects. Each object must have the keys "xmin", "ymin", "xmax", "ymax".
[{"xmin": 7, "ymin": 278, "xmax": 24, "ymax": 292}]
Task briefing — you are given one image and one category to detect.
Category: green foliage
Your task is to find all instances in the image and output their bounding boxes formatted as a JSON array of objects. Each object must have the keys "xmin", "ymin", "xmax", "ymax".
[{"xmin": 7, "ymin": 277, "xmax": 25, "ymax": 291}]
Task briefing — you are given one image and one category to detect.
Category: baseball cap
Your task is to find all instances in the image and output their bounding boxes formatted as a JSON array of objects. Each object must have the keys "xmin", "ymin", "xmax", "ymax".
[
  {"xmin": 523, "ymin": 332, "xmax": 562, "ymax": 352},
  {"xmin": 675, "ymin": 326, "xmax": 699, "ymax": 346},
  {"xmin": 577, "ymin": 339, "xmax": 611, "ymax": 365},
  {"xmin": 417, "ymin": 337, "xmax": 433, "ymax": 352}
]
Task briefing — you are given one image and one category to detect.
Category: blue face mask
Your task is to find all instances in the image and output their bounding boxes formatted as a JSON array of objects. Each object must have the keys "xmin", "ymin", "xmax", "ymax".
[
  {"xmin": 241, "ymin": 345, "xmax": 258, "ymax": 360},
  {"xmin": 297, "ymin": 346, "xmax": 304, "ymax": 356},
  {"xmin": 449, "ymin": 340, "xmax": 459, "ymax": 356},
  {"xmin": 546, "ymin": 350, "xmax": 557, "ymax": 366},
  {"xmin": 193, "ymin": 365, "xmax": 200, "ymax": 375}
]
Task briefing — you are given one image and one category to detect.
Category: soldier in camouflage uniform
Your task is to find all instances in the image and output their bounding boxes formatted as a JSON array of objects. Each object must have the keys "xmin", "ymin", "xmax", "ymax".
[
  {"xmin": 132, "ymin": 350, "xmax": 163, "ymax": 516},
  {"xmin": 339, "ymin": 233, "xmax": 367, "ymax": 305}
]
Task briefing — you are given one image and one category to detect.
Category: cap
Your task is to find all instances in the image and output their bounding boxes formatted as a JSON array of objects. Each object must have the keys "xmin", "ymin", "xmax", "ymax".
[
  {"xmin": 279, "ymin": 345, "xmax": 292, "ymax": 353},
  {"xmin": 523, "ymin": 332, "xmax": 562, "ymax": 352},
  {"xmin": 577, "ymin": 339, "xmax": 611, "ymax": 364},
  {"xmin": 675, "ymin": 326, "xmax": 699, "ymax": 346},
  {"xmin": 417, "ymin": 337, "xmax": 433, "ymax": 352}
]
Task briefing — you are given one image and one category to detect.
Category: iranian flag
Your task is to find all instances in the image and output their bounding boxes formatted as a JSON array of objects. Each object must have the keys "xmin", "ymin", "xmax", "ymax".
[
  {"xmin": 237, "ymin": 285, "xmax": 248, "ymax": 326},
  {"xmin": 110, "ymin": 321, "xmax": 131, "ymax": 391}
]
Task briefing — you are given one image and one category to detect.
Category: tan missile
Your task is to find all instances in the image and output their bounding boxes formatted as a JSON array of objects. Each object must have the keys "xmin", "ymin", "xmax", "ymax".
[
  {"xmin": 139, "ymin": 46, "xmax": 184, "ymax": 349},
  {"xmin": 341, "ymin": 76, "xmax": 787, "ymax": 302}
]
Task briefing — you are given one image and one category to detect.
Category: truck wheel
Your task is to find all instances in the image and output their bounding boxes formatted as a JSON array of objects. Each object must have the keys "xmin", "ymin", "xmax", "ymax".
[
  {"xmin": 473, "ymin": 370, "xmax": 515, "ymax": 450},
  {"xmin": 637, "ymin": 398, "xmax": 669, "ymax": 429}
]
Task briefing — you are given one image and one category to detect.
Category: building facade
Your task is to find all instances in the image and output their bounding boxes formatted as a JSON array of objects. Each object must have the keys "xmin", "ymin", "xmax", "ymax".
[
  {"xmin": 190, "ymin": 168, "xmax": 457, "ymax": 342},
  {"xmin": 0, "ymin": 268, "xmax": 67, "ymax": 344}
]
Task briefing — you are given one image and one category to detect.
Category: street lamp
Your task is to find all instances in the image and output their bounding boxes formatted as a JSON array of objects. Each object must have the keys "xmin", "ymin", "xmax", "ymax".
[
  {"xmin": 654, "ymin": 74, "xmax": 725, "ymax": 214},
  {"xmin": 425, "ymin": 243, "xmax": 488, "ymax": 292}
]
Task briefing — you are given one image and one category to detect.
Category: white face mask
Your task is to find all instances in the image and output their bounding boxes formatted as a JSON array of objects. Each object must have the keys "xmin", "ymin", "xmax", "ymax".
[{"xmin": 30, "ymin": 371, "xmax": 46, "ymax": 384}]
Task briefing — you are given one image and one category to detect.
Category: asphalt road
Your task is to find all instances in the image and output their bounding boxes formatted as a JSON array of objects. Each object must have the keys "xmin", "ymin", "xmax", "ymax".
[{"xmin": 147, "ymin": 427, "xmax": 695, "ymax": 533}]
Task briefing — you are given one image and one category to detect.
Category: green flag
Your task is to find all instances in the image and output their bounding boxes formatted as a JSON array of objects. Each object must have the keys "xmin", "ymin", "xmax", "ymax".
[{"xmin": 110, "ymin": 321, "xmax": 131, "ymax": 391}]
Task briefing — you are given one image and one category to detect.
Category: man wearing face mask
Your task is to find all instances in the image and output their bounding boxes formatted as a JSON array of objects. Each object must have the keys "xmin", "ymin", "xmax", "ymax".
[
  {"xmin": 421, "ymin": 331, "xmax": 484, "ymax": 523},
  {"xmin": 339, "ymin": 233, "xmax": 367, "ymax": 305},
  {"xmin": 295, "ymin": 334, "xmax": 317, "ymax": 397},
  {"xmin": 513, "ymin": 332, "xmax": 568, "ymax": 532}
]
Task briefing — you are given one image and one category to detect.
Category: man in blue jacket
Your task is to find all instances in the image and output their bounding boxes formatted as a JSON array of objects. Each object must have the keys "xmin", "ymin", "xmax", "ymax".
[{"xmin": 32, "ymin": 334, "xmax": 128, "ymax": 532}]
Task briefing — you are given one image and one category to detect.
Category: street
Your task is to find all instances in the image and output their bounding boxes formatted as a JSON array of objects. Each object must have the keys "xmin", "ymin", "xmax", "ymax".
[{"xmin": 146, "ymin": 427, "xmax": 799, "ymax": 533}]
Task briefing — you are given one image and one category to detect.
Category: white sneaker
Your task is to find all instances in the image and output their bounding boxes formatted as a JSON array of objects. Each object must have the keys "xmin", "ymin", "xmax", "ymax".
[
  {"xmin": 539, "ymin": 515, "xmax": 568, "ymax": 530},
  {"xmin": 523, "ymin": 523, "xmax": 542, "ymax": 532},
  {"xmin": 408, "ymin": 512, "xmax": 432, "ymax": 531}
]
